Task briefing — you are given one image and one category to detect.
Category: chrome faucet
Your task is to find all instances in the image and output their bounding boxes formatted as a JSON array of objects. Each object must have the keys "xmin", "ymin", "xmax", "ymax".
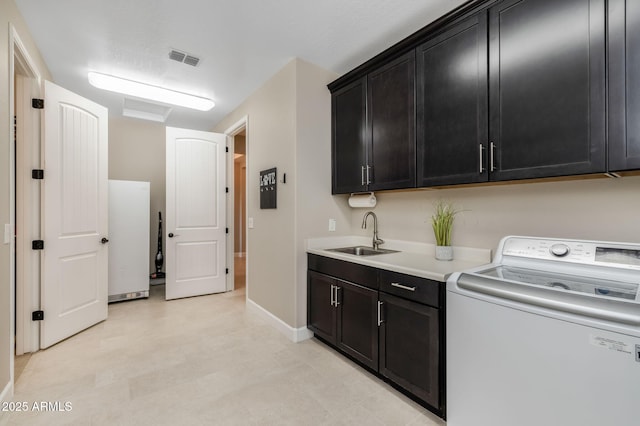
[{"xmin": 362, "ymin": 211, "xmax": 384, "ymax": 250}]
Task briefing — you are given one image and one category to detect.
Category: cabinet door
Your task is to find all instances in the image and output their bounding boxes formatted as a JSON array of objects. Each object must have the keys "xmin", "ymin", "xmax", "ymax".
[
  {"xmin": 367, "ymin": 52, "xmax": 416, "ymax": 191},
  {"xmin": 489, "ymin": 0, "xmax": 605, "ymax": 180},
  {"xmin": 609, "ymin": 0, "xmax": 640, "ymax": 171},
  {"xmin": 379, "ymin": 292, "xmax": 440, "ymax": 410},
  {"xmin": 332, "ymin": 78, "xmax": 367, "ymax": 194},
  {"xmin": 335, "ymin": 279, "xmax": 379, "ymax": 370},
  {"xmin": 307, "ymin": 271, "xmax": 336, "ymax": 344},
  {"xmin": 417, "ymin": 13, "xmax": 489, "ymax": 187}
]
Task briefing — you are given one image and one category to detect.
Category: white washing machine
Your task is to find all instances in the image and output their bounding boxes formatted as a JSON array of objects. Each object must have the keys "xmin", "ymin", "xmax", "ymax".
[{"xmin": 447, "ymin": 236, "xmax": 640, "ymax": 426}]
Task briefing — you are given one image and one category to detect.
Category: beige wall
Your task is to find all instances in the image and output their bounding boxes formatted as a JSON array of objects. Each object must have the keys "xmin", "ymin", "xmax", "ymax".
[
  {"xmin": 108, "ymin": 116, "xmax": 166, "ymax": 273},
  {"xmin": 349, "ymin": 176, "xmax": 640, "ymax": 255},
  {"xmin": 293, "ymin": 60, "xmax": 349, "ymax": 327},
  {"xmin": 215, "ymin": 58, "xmax": 347, "ymax": 328},
  {"xmin": 0, "ymin": 0, "xmax": 52, "ymax": 400},
  {"xmin": 216, "ymin": 60, "xmax": 297, "ymax": 325}
]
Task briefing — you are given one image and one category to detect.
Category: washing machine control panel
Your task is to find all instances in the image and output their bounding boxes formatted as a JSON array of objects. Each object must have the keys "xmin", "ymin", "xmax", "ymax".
[{"xmin": 499, "ymin": 237, "xmax": 640, "ymax": 271}]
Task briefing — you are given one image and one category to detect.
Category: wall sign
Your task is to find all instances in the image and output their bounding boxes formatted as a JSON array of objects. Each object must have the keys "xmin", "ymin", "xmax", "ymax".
[{"xmin": 260, "ymin": 167, "xmax": 277, "ymax": 209}]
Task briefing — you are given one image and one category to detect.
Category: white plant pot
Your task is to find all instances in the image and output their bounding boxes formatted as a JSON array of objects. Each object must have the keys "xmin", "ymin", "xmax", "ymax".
[{"xmin": 435, "ymin": 245, "xmax": 453, "ymax": 261}]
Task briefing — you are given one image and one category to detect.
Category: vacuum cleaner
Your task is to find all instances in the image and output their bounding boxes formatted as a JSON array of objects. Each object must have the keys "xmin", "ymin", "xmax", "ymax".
[{"xmin": 150, "ymin": 211, "xmax": 165, "ymax": 279}]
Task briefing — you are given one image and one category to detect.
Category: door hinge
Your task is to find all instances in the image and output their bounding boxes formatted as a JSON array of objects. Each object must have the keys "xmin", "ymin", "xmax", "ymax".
[
  {"xmin": 32, "ymin": 169, "xmax": 44, "ymax": 179},
  {"xmin": 32, "ymin": 98, "xmax": 44, "ymax": 109},
  {"xmin": 32, "ymin": 310, "xmax": 44, "ymax": 321},
  {"xmin": 226, "ymin": 147, "xmax": 229, "ymax": 153},
  {"xmin": 32, "ymin": 240, "xmax": 44, "ymax": 250},
  {"xmin": 226, "ymin": 187, "xmax": 229, "ymax": 193},
  {"xmin": 225, "ymin": 227, "xmax": 229, "ymax": 234},
  {"xmin": 226, "ymin": 268, "xmax": 229, "ymax": 274}
]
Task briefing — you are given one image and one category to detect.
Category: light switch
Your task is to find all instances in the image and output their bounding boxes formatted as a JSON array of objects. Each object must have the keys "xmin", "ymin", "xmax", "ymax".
[
  {"xmin": 248, "ymin": 217, "xmax": 254, "ymax": 229},
  {"xmin": 328, "ymin": 219, "xmax": 336, "ymax": 232}
]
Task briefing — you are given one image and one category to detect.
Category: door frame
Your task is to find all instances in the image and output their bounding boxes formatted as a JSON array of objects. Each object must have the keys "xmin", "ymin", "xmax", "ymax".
[
  {"xmin": 222, "ymin": 116, "xmax": 249, "ymax": 297},
  {"xmin": 9, "ymin": 23, "xmax": 43, "ymax": 383}
]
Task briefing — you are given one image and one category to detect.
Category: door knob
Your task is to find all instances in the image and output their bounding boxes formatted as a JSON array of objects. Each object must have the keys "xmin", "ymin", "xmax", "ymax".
[
  {"xmin": 101, "ymin": 237, "xmax": 109, "ymax": 244},
  {"xmin": 168, "ymin": 233, "xmax": 174, "ymax": 238}
]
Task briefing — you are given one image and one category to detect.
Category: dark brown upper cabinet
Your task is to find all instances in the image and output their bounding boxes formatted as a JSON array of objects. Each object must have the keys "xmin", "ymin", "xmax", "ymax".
[
  {"xmin": 330, "ymin": 0, "xmax": 631, "ymax": 192},
  {"xmin": 331, "ymin": 78, "xmax": 367, "ymax": 194},
  {"xmin": 488, "ymin": 0, "xmax": 606, "ymax": 181},
  {"xmin": 331, "ymin": 52, "xmax": 416, "ymax": 194},
  {"xmin": 366, "ymin": 52, "xmax": 416, "ymax": 191},
  {"xmin": 608, "ymin": 0, "xmax": 640, "ymax": 171},
  {"xmin": 417, "ymin": 13, "xmax": 489, "ymax": 187}
]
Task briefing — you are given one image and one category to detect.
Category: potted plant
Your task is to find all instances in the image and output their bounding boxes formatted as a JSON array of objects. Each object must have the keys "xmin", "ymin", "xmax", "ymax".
[{"xmin": 431, "ymin": 201, "xmax": 457, "ymax": 261}]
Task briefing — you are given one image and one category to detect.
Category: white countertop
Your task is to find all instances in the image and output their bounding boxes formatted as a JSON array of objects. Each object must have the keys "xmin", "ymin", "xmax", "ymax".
[{"xmin": 306, "ymin": 236, "xmax": 492, "ymax": 282}]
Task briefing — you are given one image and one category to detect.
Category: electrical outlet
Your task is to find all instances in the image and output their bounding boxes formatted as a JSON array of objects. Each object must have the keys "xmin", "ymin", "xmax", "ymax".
[{"xmin": 328, "ymin": 219, "xmax": 336, "ymax": 232}]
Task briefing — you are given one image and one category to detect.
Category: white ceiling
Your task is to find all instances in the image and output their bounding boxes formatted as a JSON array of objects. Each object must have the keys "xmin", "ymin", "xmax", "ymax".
[{"xmin": 15, "ymin": 0, "xmax": 467, "ymax": 130}]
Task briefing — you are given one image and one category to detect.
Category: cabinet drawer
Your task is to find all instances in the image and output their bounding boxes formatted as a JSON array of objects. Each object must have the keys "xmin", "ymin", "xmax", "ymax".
[
  {"xmin": 307, "ymin": 254, "xmax": 378, "ymax": 290},
  {"xmin": 378, "ymin": 270, "xmax": 441, "ymax": 308}
]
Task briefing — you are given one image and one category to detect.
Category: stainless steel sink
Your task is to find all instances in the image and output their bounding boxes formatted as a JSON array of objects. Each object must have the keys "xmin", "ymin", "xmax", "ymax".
[{"xmin": 326, "ymin": 246, "xmax": 399, "ymax": 256}]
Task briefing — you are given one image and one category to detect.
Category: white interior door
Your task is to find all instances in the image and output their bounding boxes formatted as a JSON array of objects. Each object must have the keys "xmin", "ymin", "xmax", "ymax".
[
  {"xmin": 41, "ymin": 80, "xmax": 108, "ymax": 349},
  {"xmin": 166, "ymin": 127, "xmax": 227, "ymax": 300}
]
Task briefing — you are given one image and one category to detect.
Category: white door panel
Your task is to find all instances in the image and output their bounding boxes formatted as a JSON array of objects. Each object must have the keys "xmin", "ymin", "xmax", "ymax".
[
  {"xmin": 166, "ymin": 127, "xmax": 226, "ymax": 300},
  {"xmin": 41, "ymin": 80, "xmax": 108, "ymax": 349}
]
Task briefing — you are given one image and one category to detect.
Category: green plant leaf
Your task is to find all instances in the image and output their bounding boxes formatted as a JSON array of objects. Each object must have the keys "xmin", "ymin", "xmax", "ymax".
[{"xmin": 431, "ymin": 201, "xmax": 458, "ymax": 246}]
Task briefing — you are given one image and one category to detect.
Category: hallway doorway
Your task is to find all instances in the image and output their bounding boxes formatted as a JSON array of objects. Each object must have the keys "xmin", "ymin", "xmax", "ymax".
[
  {"xmin": 233, "ymin": 130, "xmax": 246, "ymax": 292},
  {"xmin": 223, "ymin": 117, "xmax": 248, "ymax": 297}
]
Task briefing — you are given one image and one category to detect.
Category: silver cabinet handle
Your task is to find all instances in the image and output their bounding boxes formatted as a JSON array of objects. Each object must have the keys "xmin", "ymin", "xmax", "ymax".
[
  {"xmin": 366, "ymin": 165, "xmax": 371, "ymax": 184},
  {"xmin": 490, "ymin": 142, "xmax": 496, "ymax": 172},
  {"xmin": 330, "ymin": 284, "xmax": 335, "ymax": 307},
  {"xmin": 361, "ymin": 166, "xmax": 366, "ymax": 186},
  {"xmin": 334, "ymin": 286, "xmax": 341, "ymax": 306},
  {"xmin": 479, "ymin": 144, "xmax": 485, "ymax": 173},
  {"xmin": 391, "ymin": 282, "xmax": 416, "ymax": 292},
  {"xmin": 377, "ymin": 301, "xmax": 384, "ymax": 326}
]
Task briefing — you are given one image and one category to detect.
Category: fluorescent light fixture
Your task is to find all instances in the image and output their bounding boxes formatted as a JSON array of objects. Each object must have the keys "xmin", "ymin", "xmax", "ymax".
[{"xmin": 88, "ymin": 71, "xmax": 215, "ymax": 111}]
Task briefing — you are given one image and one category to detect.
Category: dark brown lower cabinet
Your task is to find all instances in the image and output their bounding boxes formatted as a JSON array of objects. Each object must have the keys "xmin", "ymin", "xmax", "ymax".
[
  {"xmin": 307, "ymin": 254, "xmax": 445, "ymax": 418},
  {"xmin": 335, "ymin": 279, "xmax": 379, "ymax": 369},
  {"xmin": 307, "ymin": 270, "xmax": 378, "ymax": 370},
  {"xmin": 379, "ymin": 292, "xmax": 440, "ymax": 409},
  {"xmin": 307, "ymin": 270, "xmax": 336, "ymax": 343}
]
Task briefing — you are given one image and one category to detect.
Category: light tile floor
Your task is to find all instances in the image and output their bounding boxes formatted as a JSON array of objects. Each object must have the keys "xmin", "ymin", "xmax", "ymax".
[{"xmin": 3, "ymin": 284, "xmax": 445, "ymax": 425}]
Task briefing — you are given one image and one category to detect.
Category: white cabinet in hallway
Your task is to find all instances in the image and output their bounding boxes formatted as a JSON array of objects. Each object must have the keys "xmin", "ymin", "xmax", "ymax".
[{"xmin": 108, "ymin": 180, "xmax": 150, "ymax": 302}]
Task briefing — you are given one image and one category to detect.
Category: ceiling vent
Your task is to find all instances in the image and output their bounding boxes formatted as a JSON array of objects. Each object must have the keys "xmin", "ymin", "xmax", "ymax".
[
  {"xmin": 168, "ymin": 50, "xmax": 186, "ymax": 63},
  {"xmin": 183, "ymin": 55, "xmax": 200, "ymax": 67},
  {"xmin": 169, "ymin": 49, "xmax": 200, "ymax": 67}
]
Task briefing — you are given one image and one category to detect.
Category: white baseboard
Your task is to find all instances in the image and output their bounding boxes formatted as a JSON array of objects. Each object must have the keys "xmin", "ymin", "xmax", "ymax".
[
  {"xmin": 294, "ymin": 325, "xmax": 314, "ymax": 342},
  {"xmin": 246, "ymin": 298, "xmax": 313, "ymax": 343},
  {"xmin": 0, "ymin": 379, "xmax": 12, "ymax": 404}
]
